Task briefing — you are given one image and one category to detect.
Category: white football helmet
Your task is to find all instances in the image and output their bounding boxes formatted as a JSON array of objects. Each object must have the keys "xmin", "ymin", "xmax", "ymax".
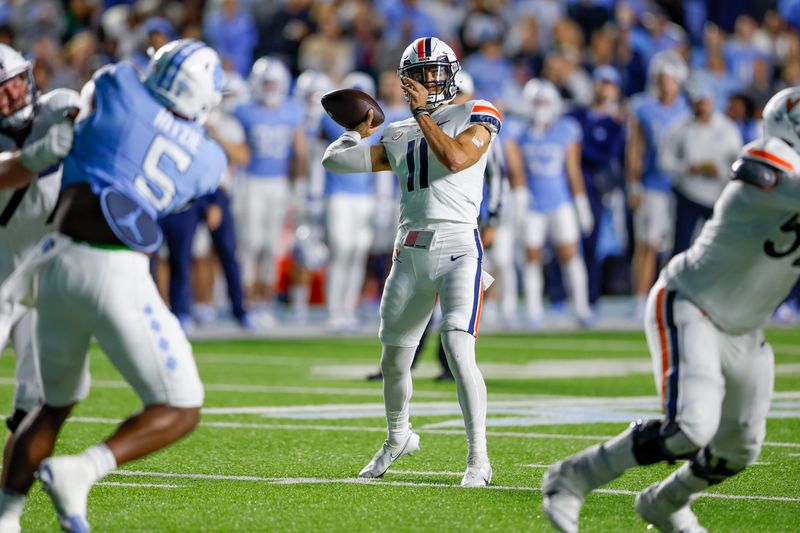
[
  {"xmin": 249, "ymin": 56, "xmax": 290, "ymax": 107},
  {"xmin": 145, "ymin": 39, "xmax": 223, "ymax": 124},
  {"xmin": 0, "ymin": 43, "xmax": 35, "ymax": 131},
  {"xmin": 294, "ymin": 69, "xmax": 333, "ymax": 104},
  {"xmin": 220, "ymin": 70, "xmax": 250, "ymax": 113},
  {"xmin": 763, "ymin": 87, "xmax": 800, "ymax": 149},
  {"xmin": 455, "ymin": 70, "xmax": 474, "ymax": 97},
  {"xmin": 341, "ymin": 71, "xmax": 376, "ymax": 99},
  {"xmin": 523, "ymin": 78, "xmax": 562, "ymax": 127},
  {"xmin": 398, "ymin": 37, "xmax": 461, "ymax": 109}
]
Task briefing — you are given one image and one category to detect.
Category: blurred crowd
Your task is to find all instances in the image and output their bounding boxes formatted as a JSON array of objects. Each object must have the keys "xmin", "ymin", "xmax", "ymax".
[{"xmin": 4, "ymin": 0, "xmax": 800, "ymax": 330}]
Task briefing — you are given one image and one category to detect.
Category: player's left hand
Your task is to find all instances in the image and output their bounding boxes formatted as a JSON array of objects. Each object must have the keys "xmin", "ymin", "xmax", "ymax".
[{"xmin": 402, "ymin": 76, "xmax": 429, "ymax": 111}]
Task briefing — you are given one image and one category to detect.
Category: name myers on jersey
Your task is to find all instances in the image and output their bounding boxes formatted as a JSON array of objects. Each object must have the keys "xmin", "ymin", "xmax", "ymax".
[{"xmin": 152, "ymin": 108, "xmax": 201, "ymax": 154}]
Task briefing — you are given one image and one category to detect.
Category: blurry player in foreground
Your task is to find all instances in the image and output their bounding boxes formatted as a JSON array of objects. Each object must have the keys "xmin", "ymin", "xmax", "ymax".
[
  {"xmin": 0, "ymin": 43, "xmax": 80, "ymax": 473},
  {"xmin": 0, "ymin": 40, "xmax": 225, "ymax": 532},
  {"xmin": 542, "ymin": 87, "xmax": 800, "ymax": 532},
  {"xmin": 322, "ymin": 37, "xmax": 499, "ymax": 487}
]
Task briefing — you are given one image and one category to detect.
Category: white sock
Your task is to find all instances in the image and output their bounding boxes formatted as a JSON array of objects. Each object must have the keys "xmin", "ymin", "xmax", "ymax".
[
  {"xmin": 380, "ymin": 344, "xmax": 416, "ymax": 446},
  {"xmin": 80, "ymin": 443, "xmax": 117, "ymax": 482},
  {"xmin": 651, "ymin": 462, "xmax": 710, "ymax": 509},
  {"xmin": 0, "ymin": 489, "xmax": 25, "ymax": 524},
  {"xmin": 523, "ymin": 261, "xmax": 543, "ymax": 320},
  {"xmin": 563, "ymin": 256, "xmax": 591, "ymax": 319},
  {"xmin": 289, "ymin": 284, "xmax": 309, "ymax": 315},
  {"xmin": 499, "ymin": 263, "xmax": 518, "ymax": 320},
  {"xmin": 343, "ymin": 247, "xmax": 368, "ymax": 319},
  {"xmin": 326, "ymin": 249, "xmax": 349, "ymax": 318},
  {"xmin": 441, "ymin": 330, "xmax": 488, "ymax": 462}
]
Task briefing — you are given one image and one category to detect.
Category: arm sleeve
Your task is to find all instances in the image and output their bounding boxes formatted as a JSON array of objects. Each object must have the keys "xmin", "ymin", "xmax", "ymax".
[{"xmin": 321, "ymin": 131, "xmax": 373, "ymax": 173}]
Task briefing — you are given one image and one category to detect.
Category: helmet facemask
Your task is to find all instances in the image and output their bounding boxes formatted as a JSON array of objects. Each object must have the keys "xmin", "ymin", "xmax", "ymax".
[{"xmin": 399, "ymin": 59, "xmax": 459, "ymax": 109}]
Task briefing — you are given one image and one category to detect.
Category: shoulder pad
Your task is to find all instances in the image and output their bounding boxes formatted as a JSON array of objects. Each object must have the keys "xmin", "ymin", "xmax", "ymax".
[
  {"xmin": 469, "ymin": 99, "xmax": 502, "ymax": 135},
  {"xmin": 741, "ymin": 137, "xmax": 800, "ymax": 174}
]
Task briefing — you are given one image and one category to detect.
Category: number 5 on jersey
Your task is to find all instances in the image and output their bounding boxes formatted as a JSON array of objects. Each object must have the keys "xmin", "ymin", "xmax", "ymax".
[
  {"xmin": 406, "ymin": 138, "xmax": 429, "ymax": 192},
  {"xmin": 134, "ymin": 135, "xmax": 191, "ymax": 211}
]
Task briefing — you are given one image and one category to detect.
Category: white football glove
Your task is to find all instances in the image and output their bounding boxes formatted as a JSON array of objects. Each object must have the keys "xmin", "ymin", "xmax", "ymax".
[
  {"xmin": 20, "ymin": 122, "xmax": 74, "ymax": 174},
  {"xmin": 574, "ymin": 193, "xmax": 594, "ymax": 236}
]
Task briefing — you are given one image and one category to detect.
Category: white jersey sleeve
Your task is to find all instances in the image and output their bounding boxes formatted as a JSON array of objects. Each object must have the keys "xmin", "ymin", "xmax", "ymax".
[
  {"xmin": 0, "ymin": 88, "xmax": 80, "ymax": 279},
  {"xmin": 664, "ymin": 136, "xmax": 800, "ymax": 333},
  {"xmin": 380, "ymin": 100, "xmax": 501, "ymax": 230}
]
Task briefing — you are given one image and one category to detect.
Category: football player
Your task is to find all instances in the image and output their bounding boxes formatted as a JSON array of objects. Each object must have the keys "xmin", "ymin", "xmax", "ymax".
[
  {"xmin": 505, "ymin": 79, "xmax": 594, "ymax": 327},
  {"xmin": 322, "ymin": 37, "xmax": 499, "ymax": 487},
  {"xmin": 627, "ymin": 50, "xmax": 689, "ymax": 318},
  {"xmin": 0, "ymin": 43, "xmax": 80, "ymax": 476},
  {"xmin": 0, "ymin": 40, "xmax": 225, "ymax": 531},
  {"xmin": 542, "ymin": 87, "xmax": 800, "ymax": 532},
  {"xmin": 234, "ymin": 56, "xmax": 307, "ymax": 319},
  {"xmin": 320, "ymin": 71, "xmax": 379, "ymax": 331}
]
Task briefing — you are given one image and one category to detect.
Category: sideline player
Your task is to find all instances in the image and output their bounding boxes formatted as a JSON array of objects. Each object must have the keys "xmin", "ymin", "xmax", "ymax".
[
  {"xmin": 542, "ymin": 87, "xmax": 800, "ymax": 532},
  {"xmin": 322, "ymin": 37, "xmax": 499, "ymax": 487},
  {"xmin": 0, "ymin": 40, "xmax": 225, "ymax": 531},
  {"xmin": 627, "ymin": 50, "xmax": 689, "ymax": 318},
  {"xmin": 234, "ymin": 56, "xmax": 307, "ymax": 316},
  {"xmin": 0, "ymin": 43, "xmax": 79, "ymax": 473},
  {"xmin": 505, "ymin": 79, "xmax": 594, "ymax": 326}
]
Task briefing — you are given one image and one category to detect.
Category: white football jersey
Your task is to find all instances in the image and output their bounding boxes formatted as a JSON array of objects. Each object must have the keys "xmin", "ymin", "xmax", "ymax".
[
  {"xmin": 380, "ymin": 99, "xmax": 501, "ymax": 230},
  {"xmin": 664, "ymin": 136, "xmax": 800, "ymax": 334},
  {"xmin": 0, "ymin": 88, "xmax": 80, "ymax": 279}
]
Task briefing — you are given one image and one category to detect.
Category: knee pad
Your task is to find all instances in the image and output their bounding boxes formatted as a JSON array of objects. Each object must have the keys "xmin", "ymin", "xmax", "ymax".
[
  {"xmin": 5, "ymin": 408, "xmax": 28, "ymax": 434},
  {"xmin": 690, "ymin": 447, "xmax": 745, "ymax": 486},
  {"xmin": 631, "ymin": 419, "xmax": 700, "ymax": 465}
]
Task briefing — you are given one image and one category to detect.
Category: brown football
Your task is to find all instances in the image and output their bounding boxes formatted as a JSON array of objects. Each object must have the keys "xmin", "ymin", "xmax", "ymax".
[{"xmin": 321, "ymin": 88, "xmax": 385, "ymax": 130}]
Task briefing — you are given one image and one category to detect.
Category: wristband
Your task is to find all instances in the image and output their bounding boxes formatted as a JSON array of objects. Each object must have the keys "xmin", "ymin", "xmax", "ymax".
[{"xmin": 413, "ymin": 107, "xmax": 430, "ymax": 120}]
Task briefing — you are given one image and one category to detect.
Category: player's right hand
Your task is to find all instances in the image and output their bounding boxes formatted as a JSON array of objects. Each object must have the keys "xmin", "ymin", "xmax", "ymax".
[
  {"xmin": 351, "ymin": 108, "xmax": 381, "ymax": 138},
  {"xmin": 20, "ymin": 122, "xmax": 74, "ymax": 174}
]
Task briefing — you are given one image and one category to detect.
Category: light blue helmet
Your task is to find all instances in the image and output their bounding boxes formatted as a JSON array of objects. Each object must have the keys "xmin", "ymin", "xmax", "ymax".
[{"xmin": 145, "ymin": 39, "xmax": 223, "ymax": 124}]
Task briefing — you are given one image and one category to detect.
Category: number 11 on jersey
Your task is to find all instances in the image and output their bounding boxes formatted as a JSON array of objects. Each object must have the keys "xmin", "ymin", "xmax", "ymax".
[{"xmin": 405, "ymin": 138, "xmax": 429, "ymax": 192}]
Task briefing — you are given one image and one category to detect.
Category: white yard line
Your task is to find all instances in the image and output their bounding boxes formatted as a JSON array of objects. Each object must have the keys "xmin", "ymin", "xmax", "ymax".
[
  {"xmin": 64, "ymin": 417, "xmax": 800, "ymax": 448},
  {"xmin": 95, "ymin": 481, "xmax": 183, "ymax": 488},
  {"xmin": 111, "ymin": 470, "xmax": 800, "ymax": 502}
]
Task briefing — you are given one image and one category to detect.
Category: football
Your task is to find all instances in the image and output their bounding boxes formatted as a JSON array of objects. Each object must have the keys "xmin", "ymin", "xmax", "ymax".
[{"xmin": 320, "ymin": 88, "xmax": 385, "ymax": 130}]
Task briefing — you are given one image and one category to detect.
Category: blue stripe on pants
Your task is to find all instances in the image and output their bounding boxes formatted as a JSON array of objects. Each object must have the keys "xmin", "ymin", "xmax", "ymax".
[{"xmin": 467, "ymin": 228, "xmax": 483, "ymax": 335}]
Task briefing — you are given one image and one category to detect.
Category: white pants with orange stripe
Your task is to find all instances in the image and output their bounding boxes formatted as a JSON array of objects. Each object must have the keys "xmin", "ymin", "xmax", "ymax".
[
  {"xmin": 379, "ymin": 225, "xmax": 491, "ymax": 347},
  {"xmin": 644, "ymin": 277, "xmax": 774, "ymax": 465}
]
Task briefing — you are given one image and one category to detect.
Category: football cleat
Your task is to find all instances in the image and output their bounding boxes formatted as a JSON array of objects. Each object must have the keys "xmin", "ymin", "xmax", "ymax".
[
  {"xmin": 461, "ymin": 457, "xmax": 492, "ymax": 487},
  {"xmin": 358, "ymin": 431, "xmax": 420, "ymax": 478},
  {"xmin": 541, "ymin": 459, "xmax": 594, "ymax": 533},
  {"xmin": 635, "ymin": 483, "xmax": 708, "ymax": 533},
  {"xmin": 36, "ymin": 456, "xmax": 93, "ymax": 533}
]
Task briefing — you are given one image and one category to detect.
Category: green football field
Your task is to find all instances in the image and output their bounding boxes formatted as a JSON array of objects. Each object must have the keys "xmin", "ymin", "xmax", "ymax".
[{"xmin": 1, "ymin": 328, "xmax": 798, "ymax": 532}]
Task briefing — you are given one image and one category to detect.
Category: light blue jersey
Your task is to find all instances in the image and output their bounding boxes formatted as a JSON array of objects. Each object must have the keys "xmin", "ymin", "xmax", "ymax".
[
  {"xmin": 513, "ymin": 116, "xmax": 582, "ymax": 212},
  {"xmin": 62, "ymin": 62, "xmax": 225, "ymax": 219},
  {"xmin": 235, "ymin": 99, "xmax": 304, "ymax": 178},
  {"xmin": 321, "ymin": 112, "xmax": 377, "ymax": 196},
  {"xmin": 630, "ymin": 92, "xmax": 689, "ymax": 192}
]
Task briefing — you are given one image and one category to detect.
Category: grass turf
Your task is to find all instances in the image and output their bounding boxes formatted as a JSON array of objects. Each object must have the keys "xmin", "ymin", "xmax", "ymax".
[{"xmin": 0, "ymin": 328, "xmax": 798, "ymax": 532}]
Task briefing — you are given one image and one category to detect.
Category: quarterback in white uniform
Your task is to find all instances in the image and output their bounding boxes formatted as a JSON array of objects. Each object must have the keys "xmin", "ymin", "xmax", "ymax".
[
  {"xmin": 322, "ymin": 37, "xmax": 498, "ymax": 487},
  {"xmin": 542, "ymin": 87, "xmax": 800, "ymax": 533},
  {"xmin": 0, "ymin": 44, "xmax": 79, "ymax": 445}
]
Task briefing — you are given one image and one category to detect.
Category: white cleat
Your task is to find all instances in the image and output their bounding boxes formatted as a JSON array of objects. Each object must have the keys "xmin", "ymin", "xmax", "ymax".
[
  {"xmin": 36, "ymin": 456, "xmax": 92, "ymax": 533},
  {"xmin": 542, "ymin": 460, "xmax": 593, "ymax": 533},
  {"xmin": 358, "ymin": 431, "xmax": 420, "ymax": 478},
  {"xmin": 461, "ymin": 458, "xmax": 492, "ymax": 487},
  {"xmin": 635, "ymin": 484, "xmax": 708, "ymax": 533}
]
